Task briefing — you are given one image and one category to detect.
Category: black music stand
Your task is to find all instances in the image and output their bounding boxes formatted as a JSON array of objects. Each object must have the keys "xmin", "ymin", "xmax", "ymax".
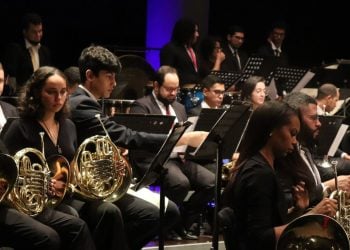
[
  {"xmin": 268, "ymin": 66, "xmax": 315, "ymax": 96},
  {"xmin": 190, "ymin": 105, "xmax": 251, "ymax": 250},
  {"xmin": 316, "ymin": 115, "xmax": 345, "ymax": 157},
  {"xmin": 111, "ymin": 113, "xmax": 175, "ymax": 134},
  {"xmin": 185, "ymin": 108, "xmax": 225, "ymax": 161},
  {"xmin": 210, "ymin": 70, "xmax": 242, "ymax": 91},
  {"xmin": 133, "ymin": 121, "xmax": 192, "ymax": 250}
]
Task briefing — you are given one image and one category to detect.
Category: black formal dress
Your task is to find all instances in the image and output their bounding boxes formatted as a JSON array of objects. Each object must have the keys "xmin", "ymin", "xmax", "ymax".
[
  {"xmin": 69, "ymin": 86, "xmax": 180, "ymax": 249},
  {"xmin": 129, "ymin": 93, "xmax": 215, "ymax": 230},
  {"xmin": 224, "ymin": 153, "xmax": 288, "ymax": 250},
  {"xmin": 1, "ymin": 118, "xmax": 95, "ymax": 250}
]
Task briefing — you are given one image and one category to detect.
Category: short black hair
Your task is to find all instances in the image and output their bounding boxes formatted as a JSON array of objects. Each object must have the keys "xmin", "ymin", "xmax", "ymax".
[
  {"xmin": 78, "ymin": 45, "xmax": 122, "ymax": 83},
  {"xmin": 22, "ymin": 13, "xmax": 42, "ymax": 30}
]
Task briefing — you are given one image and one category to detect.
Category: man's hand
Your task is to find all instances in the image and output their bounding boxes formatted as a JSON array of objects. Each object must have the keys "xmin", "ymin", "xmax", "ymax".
[{"xmin": 176, "ymin": 131, "xmax": 208, "ymax": 147}]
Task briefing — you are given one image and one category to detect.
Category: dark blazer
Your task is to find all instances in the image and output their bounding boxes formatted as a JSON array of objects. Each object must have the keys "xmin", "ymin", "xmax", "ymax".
[
  {"xmin": 129, "ymin": 94, "xmax": 187, "ymax": 178},
  {"xmin": 221, "ymin": 43, "xmax": 249, "ymax": 72},
  {"xmin": 0, "ymin": 101, "xmax": 18, "ymax": 118},
  {"xmin": 69, "ymin": 87, "xmax": 166, "ymax": 150},
  {"xmin": 187, "ymin": 104, "xmax": 201, "ymax": 117},
  {"xmin": 160, "ymin": 42, "xmax": 200, "ymax": 86},
  {"xmin": 2, "ymin": 41, "xmax": 51, "ymax": 89},
  {"xmin": 224, "ymin": 153, "xmax": 288, "ymax": 250},
  {"xmin": 256, "ymin": 41, "xmax": 289, "ymax": 67},
  {"xmin": 130, "ymin": 94, "xmax": 187, "ymax": 122}
]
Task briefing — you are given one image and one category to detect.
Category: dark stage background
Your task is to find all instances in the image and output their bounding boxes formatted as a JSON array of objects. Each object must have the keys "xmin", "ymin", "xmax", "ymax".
[{"xmin": 0, "ymin": 0, "xmax": 349, "ymax": 84}]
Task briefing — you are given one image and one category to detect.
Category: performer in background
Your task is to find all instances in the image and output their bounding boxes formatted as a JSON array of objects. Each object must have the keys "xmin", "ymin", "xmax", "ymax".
[
  {"xmin": 240, "ymin": 75, "xmax": 267, "ymax": 110},
  {"xmin": 160, "ymin": 18, "xmax": 200, "ymax": 87},
  {"xmin": 2, "ymin": 13, "xmax": 51, "ymax": 95},
  {"xmin": 1, "ymin": 66, "xmax": 95, "ymax": 250},
  {"xmin": 0, "ymin": 63, "xmax": 18, "ymax": 133}
]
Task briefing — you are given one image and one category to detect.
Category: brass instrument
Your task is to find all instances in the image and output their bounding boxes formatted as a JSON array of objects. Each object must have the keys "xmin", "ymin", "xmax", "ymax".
[
  {"xmin": 69, "ymin": 114, "xmax": 132, "ymax": 202},
  {"xmin": 222, "ymin": 160, "xmax": 237, "ymax": 182},
  {"xmin": 6, "ymin": 132, "xmax": 51, "ymax": 216},
  {"xmin": 277, "ymin": 214, "xmax": 349, "ymax": 249}
]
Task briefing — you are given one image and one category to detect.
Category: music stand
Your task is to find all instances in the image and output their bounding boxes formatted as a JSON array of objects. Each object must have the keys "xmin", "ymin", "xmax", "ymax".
[
  {"xmin": 267, "ymin": 66, "xmax": 315, "ymax": 96},
  {"xmin": 185, "ymin": 108, "xmax": 225, "ymax": 161},
  {"xmin": 316, "ymin": 115, "xmax": 345, "ymax": 157},
  {"xmin": 210, "ymin": 70, "xmax": 242, "ymax": 91},
  {"xmin": 190, "ymin": 105, "xmax": 251, "ymax": 250},
  {"xmin": 111, "ymin": 114, "xmax": 175, "ymax": 134},
  {"xmin": 133, "ymin": 121, "xmax": 192, "ymax": 250}
]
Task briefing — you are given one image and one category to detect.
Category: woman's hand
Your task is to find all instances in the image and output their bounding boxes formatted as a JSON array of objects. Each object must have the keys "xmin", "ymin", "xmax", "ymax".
[{"xmin": 292, "ymin": 181, "xmax": 309, "ymax": 211}]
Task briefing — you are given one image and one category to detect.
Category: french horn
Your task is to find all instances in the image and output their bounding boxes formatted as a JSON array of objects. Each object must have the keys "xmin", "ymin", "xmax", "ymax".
[
  {"xmin": 277, "ymin": 214, "xmax": 349, "ymax": 250},
  {"xmin": 69, "ymin": 114, "xmax": 132, "ymax": 202},
  {"xmin": 4, "ymin": 132, "xmax": 54, "ymax": 216}
]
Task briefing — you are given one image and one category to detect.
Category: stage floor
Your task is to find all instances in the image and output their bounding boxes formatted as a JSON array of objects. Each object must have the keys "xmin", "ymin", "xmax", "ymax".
[{"xmin": 143, "ymin": 234, "xmax": 225, "ymax": 250}]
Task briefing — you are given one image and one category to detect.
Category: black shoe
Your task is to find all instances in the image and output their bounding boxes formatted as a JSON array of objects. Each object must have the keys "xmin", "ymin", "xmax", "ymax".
[
  {"xmin": 177, "ymin": 229, "xmax": 199, "ymax": 240},
  {"xmin": 166, "ymin": 230, "xmax": 182, "ymax": 241}
]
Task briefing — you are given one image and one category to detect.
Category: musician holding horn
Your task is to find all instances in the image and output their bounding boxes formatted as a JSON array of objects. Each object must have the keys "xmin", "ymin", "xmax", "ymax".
[
  {"xmin": 1, "ymin": 66, "xmax": 95, "ymax": 249},
  {"xmin": 69, "ymin": 45, "xmax": 209, "ymax": 250}
]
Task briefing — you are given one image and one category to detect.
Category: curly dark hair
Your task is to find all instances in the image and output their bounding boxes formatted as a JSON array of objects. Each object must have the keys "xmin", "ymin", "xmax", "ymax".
[{"xmin": 18, "ymin": 66, "xmax": 69, "ymax": 121}]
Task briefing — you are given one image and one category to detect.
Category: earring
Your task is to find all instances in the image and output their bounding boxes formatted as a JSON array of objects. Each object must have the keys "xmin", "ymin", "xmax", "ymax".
[{"xmin": 269, "ymin": 132, "xmax": 273, "ymax": 137}]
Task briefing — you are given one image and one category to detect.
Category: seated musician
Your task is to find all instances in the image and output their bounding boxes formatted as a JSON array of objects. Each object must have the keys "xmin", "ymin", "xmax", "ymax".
[{"xmin": 1, "ymin": 66, "xmax": 95, "ymax": 250}]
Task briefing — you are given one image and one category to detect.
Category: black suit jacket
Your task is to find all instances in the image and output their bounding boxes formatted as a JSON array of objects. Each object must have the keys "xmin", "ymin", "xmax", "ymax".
[
  {"xmin": 160, "ymin": 42, "xmax": 200, "ymax": 86},
  {"xmin": 128, "ymin": 94, "xmax": 187, "ymax": 177},
  {"xmin": 0, "ymin": 101, "xmax": 18, "ymax": 118},
  {"xmin": 256, "ymin": 41, "xmax": 289, "ymax": 67},
  {"xmin": 221, "ymin": 44, "xmax": 249, "ymax": 72},
  {"xmin": 2, "ymin": 41, "xmax": 51, "ymax": 89},
  {"xmin": 69, "ymin": 87, "xmax": 166, "ymax": 150},
  {"xmin": 130, "ymin": 94, "xmax": 187, "ymax": 122}
]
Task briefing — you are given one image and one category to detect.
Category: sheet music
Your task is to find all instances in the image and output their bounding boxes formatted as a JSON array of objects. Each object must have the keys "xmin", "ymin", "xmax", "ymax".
[
  {"xmin": 328, "ymin": 124, "xmax": 349, "ymax": 157},
  {"xmin": 172, "ymin": 116, "xmax": 198, "ymax": 153},
  {"xmin": 291, "ymin": 71, "xmax": 315, "ymax": 92},
  {"xmin": 127, "ymin": 185, "xmax": 169, "ymax": 211},
  {"xmin": 266, "ymin": 78, "xmax": 278, "ymax": 100}
]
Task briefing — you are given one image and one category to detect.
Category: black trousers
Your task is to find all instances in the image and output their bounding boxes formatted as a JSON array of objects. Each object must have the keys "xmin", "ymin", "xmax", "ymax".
[
  {"xmin": 163, "ymin": 159, "xmax": 215, "ymax": 228},
  {"xmin": 0, "ymin": 205, "xmax": 95, "ymax": 250},
  {"xmin": 73, "ymin": 193, "xmax": 180, "ymax": 250}
]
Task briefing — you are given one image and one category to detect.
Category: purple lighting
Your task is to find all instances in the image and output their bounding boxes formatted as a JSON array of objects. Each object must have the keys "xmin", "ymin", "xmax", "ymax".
[{"xmin": 145, "ymin": 0, "xmax": 183, "ymax": 70}]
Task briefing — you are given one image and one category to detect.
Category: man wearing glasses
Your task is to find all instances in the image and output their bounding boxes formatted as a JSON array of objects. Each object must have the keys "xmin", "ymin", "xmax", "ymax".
[
  {"xmin": 129, "ymin": 66, "xmax": 215, "ymax": 240},
  {"xmin": 221, "ymin": 25, "xmax": 249, "ymax": 72}
]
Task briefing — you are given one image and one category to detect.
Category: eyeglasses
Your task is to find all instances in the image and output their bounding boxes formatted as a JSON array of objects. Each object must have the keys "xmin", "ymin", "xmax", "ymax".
[
  {"xmin": 162, "ymin": 86, "xmax": 180, "ymax": 93},
  {"xmin": 211, "ymin": 89, "xmax": 225, "ymax": 96}
]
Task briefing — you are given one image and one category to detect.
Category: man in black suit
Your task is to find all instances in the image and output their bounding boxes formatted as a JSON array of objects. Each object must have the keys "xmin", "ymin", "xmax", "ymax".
[
  {"xmin": 129, "ymin": 66, "xmax": 215, "ymax": 238},
  {"xmin": 188, "ymin": 74, "xmax": 225, "ymax": 117},
  {"xmin": 257, "ymin": 22, "xmax": 289, "ymax": 67},
  {"xmin": 2, "ymin": 13, "xmax": 51, "ymax": 94},
  {"xmin": 221, "ymin": 25, "xmax": 249, "ymax": 72},
  {"xmin": 160, "ymin": 18, "xmax": 200, "ymax": 87},
  {"xmin": 69, "ymin": 45, "xmax": 189, "ymax": 249},
  {"xmin": 0, "ymin": 63, "xmax": 17, "ymax": 133}
]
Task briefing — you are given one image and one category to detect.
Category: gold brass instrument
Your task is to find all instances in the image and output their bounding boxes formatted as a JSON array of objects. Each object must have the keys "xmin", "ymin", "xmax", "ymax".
[
  {"xmin": 0, "ymin": 154, "xmax": 18, "ymax": 203},
  {"xmin": 6, "ymin": 132, "xmax": 51, "ymax": 216},
  {"xmin": 69, "ymin": 114, "xmax": 132, "ymax": 202},
  {"xmin": 277, "ymin": 214, "xmax": 350, "ymax": 249}
]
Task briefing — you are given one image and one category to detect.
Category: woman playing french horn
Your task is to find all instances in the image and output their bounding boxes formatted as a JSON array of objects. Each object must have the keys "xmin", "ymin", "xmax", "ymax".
[
  {"xmin": 221, "ymin": 101, "xmax": 339, "ymax": 250},
  {"xmin": 1, "ymin": 66, "xmax": 95, "ymax": 250}
]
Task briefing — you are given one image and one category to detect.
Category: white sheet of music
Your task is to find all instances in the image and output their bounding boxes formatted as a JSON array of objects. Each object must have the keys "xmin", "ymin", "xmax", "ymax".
[
  {"xmin": 292, "ymin": 70, "xmax": 315, "ymax": 92},
  {"xmin": 328, "ymin": 124, "xmax": 349, "ymax": 157},
  {"xmin": 266, "ymin": 78, "xmax": 278, "ymax": 100},
  {"xmin": 172, "ymin": 116, "xmax": 198, "ymax": 153}
]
